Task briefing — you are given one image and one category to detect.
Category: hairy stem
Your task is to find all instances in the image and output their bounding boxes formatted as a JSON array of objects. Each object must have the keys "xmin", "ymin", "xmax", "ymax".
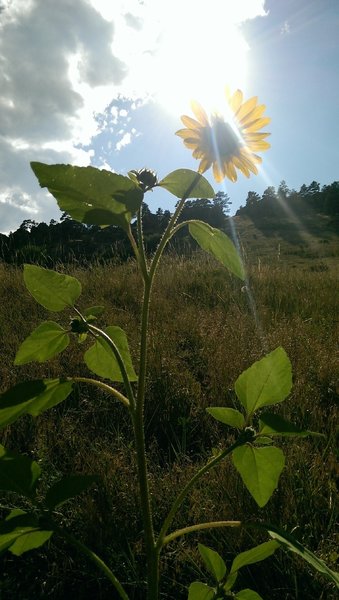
[
  {"xmin": 163, "ymin": 521, "xmax": 242, "ymax": 546},
  {"xmin": 156, "ymin": 437, "xmax": 245, "ymax": 550},
  {"xmin": 69, "ymin": 376, "xmax": 130, "ymax": 408},
  {"xmin": 56, "ymin": 527, "xmax": 130, "ymax": 600},
  {"xmin": 88, "ymin": 324, "xmax": 136, "ymax": 410},
  {"xmin": 132, "ymin": 172, "xmax": 204, "ymax": 598}
]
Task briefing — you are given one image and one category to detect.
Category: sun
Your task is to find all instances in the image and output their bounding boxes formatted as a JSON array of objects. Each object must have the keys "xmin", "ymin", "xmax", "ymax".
[{"xmin": 151, "ymin": 2, "xmax": 249, "ymax": 116}]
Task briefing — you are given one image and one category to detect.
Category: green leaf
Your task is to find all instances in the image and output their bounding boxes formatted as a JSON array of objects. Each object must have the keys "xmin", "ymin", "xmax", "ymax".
[
  {"xmin": 188, "ymin": 582, "xmax": 215, "ymax": 600},
  {"xmin": 189, "ymin": 221, "xmax": 245, "ymax": 280},
  {"xmin": 84, "ymin": 326, "xmax": 137, "ymax": 382},
  {"xmin": 223, "ymin": 571, "xmax": 238, "ymax": 591},
  {"xmin": 232, "ymin": 445, "xmax": 285, "ymax": 507},
  {"xmin": 266, "ymin": 525, "xmax": 339, "ymax": 587},
  {"xmin": 83, "ymin": 305, "xmax": 105, "ymax": 320},
  {"xmin": 159, "ymin": 169, "xmax": 214, "ymax": 199},
  {"xmin": 198, "ymin": 543, "xmax": 226, "ymax": 582},
  {"xmin": 31, "ymin": 162, "xmax": 143, "ymax": 230},
  {"xmin": 235, "ymin": 348, "xmax": 292, "ymax": 416},
  {"xmin": 259, "ymin": 413, "xmax": 324, "ymax": 438},
  {"xmin": 230, "ymin": 541, "xmax": 280, "ymax": 574},
  {"xmin": 254, "ymin": 436, "xmax": 274, "ymax": 445},
  {"xmin": 14, "ymin": 321, "xmax": 70, "ymax": 365},
  {"xmin": 24, "ymin": 264, "xmax": 81, "ymax": 311},
  {"xmin": 0, "ymin": 445, "xmax": 41, "ymax": 498},
  {"xmin": 0, "ymin": 379, "xmax": 74, "ymax": 428},
  {"xmin": 235, "ymin": 590, "xmax": 263, "ymax": 600},
  {"xmin": 45, "ymin": 475, "xmax": 97, "ymax": 509},
  {"xmin": 207, "ymin": 407, "xmax": 245, "ymax": 429},
  {"xmin": 0, "ymin": 511, "xmax": 53, "ymax": 556}
]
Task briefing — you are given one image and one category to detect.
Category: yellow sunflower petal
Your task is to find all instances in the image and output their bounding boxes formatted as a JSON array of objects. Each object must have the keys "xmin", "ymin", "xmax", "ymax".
[
  {"xmin": 193, "ymin": 148, "xmax": 204, "ymax": 158},
  {"xmin": 183, "ymin": 141, "xmax": 200, "ymax": 149},
  {"xmin": 248, "ymin": 140, "xmax": 271, "ymax": 151},
  {"xmin": 181, "ymin": 115, "xmax": 203, "ymax": 129},
  {"xmin": 236, "ymin": 96, "xmax": 258, "ymax": 122},
  {"xmin": 233, "ymin": 156, "xmax": 251, "ymax": 178},
  {"xmin": 176, "ymin": 128, "xmax": 201, "ymax": 140},
  {"xmin": 239, "ymin": 104, "xmax": 267, "ymax": 127},
  {"xmin": 198, "ymin": 158, "xmax": 212, "ymax": 173},
  {"xmin": 243, "ymin": 117, "xmax": 271, "ymax": 132},
  {"xmin": 245, "ymin": 132, "xmax": 271, "ymax": 140},
  {"xmin": 228, "ymin": 89, "xmax": 243, "ymax": 113},
  {"xmin": 225, "ymin": 161, "xmax": 237, "ymax": 182},
  {"xmin": 212, "ymin": 161, "xmax": 224, "ymax": 182},
  {"xmin": 191, "ymin": 100, "xmax": 209, "ymax": 126}
]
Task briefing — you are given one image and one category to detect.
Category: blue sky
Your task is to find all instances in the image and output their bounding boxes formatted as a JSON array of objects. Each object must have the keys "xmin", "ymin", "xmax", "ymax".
[{"xmin": 0, "ymin": 0, "xmax": 338, "ymax": 233}]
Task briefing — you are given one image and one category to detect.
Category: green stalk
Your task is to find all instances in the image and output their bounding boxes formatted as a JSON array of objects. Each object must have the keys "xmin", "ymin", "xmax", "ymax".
[
  {"xmin": 163, "ymin": 520, "xmax": 242, "ymax": 546},
  {"xmin": 56, "ymin": 527, "xmax": 129, "ymax": 600},
  {"xmin": 131, "ymin": 172, "xmax": 203, "ymax": 598},
  {"xmin": 69, "ymin": 376, "xmax": 130, "ymax": 409},
  {"xmin": 136, "ymin": 207, "xmax": 149, "ymax": 279},
  {"xmin": 149, "ymin": 173, "xmax": 202, "ymax": 280},
  {"xmin": 133, "ymin": 279, "xmax": 159, "ymax": 599},
  {"xmin": 156, "ymin": 437, "xmax": 245, "ymax": 550}
]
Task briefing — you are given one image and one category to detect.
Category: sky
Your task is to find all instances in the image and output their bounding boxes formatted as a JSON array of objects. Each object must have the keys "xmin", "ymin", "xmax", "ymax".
[{"xmin": 0, "ymin": 0, "xmax": 338, "ymax": 234}]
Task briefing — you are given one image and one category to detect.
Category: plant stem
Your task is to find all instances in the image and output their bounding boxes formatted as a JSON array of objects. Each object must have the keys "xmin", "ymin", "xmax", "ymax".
[
  {"xmin": 56, "ymin": 527, "xmax": 130, "ymax": 600},
  {"xmin": 149, "ymin": 173, "xmax": 203, "ymax": 280},
  {"xmin": 132, "ymin": 172, "xmax": 203, "ymax": 598},
  {"xmin": 69, "ymin": 376, "xmax": 130, "ymax": 408},
  {"xmin": 156, "ymin": 438, "xmax": 245, "ymax": 550},
  {"xmin": 163, "ymin": 521, "xmax": 242, "ymax": 546},
  {"xmin": 88, "ymin": 324, "xmax": 136, "ymax": 410},
  {"xmin": 136, "ymin": 207, "xmax": 149, "ymax": 279},
  {"xmin": 133, "ymin": 278, "xmax": 158, "ymax": 599},
  {"xmin": 128, "ymin": 222, "xmax": 149, "ymax": 282}
]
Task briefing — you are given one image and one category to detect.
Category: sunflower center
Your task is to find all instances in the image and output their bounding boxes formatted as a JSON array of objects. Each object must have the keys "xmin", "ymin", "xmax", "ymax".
[{"xmin": 210, "ymin": 116, "xmax": 241, "ymax": 157}]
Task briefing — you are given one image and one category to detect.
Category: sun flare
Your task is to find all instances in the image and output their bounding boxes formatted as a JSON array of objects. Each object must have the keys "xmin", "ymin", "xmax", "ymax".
[{"xmin": 151, "ymin": 2, "xmax": 249, "ymax": 115}]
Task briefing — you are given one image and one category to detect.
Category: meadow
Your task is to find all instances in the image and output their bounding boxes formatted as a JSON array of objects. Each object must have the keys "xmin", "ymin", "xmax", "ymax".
[{"xmin": 0, "ymin": 254, "xmax": 338, "ymax": 599}]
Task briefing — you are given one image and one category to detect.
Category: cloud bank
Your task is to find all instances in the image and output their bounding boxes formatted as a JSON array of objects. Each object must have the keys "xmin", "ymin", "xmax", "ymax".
[{"xmin": 0, "ymin": 0, "xmax": 266, "ymax": 233}]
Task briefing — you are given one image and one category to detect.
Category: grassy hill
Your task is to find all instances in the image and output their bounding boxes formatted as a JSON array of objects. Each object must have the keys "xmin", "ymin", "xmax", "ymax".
[{"xmin": 225, "ymin": 212, "xmax": 339, "ymax": 270}]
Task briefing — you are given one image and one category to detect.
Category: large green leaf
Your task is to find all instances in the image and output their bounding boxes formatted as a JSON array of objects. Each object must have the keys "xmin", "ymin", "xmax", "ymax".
[
  {"xmin": 31, "ymin": 162, "xmax": 143, "ymax": 230},
  {"xmin": 266, "ymin": 525, "xmax": 339, "ymax": 587},
  {"xmin": 189, "ymin": 221, "xmax": 245, "ymax": 280},
  {"xmin": 259, "ymin": 413, "xmax": 324, "ymax": 438},
  {"xmin": 198, "ymin": 543, "xmax": 226, "ymax": 582},
  {"xmin": 230, "ymin": 541, "xmax": 280, "ymax": 574},
  {"xmin": 0, "ymin": 379, "xmax": 74, "ymax": 428},
  {"xmin": 0, "ymin": 511, "xmax": 52, "ymax": 556},
  {"xmin": 159, "ymin": 169, "xmax": 214, "ymax": 199},
  {"xmin": 235, "ymin": 348, "xmax": 292, "ymax": 416},
  {"xmin": 235, "ymin": 590, "xmax": 263, "ymax": 600},
  {"xmin": 206, "ymin": 407, "xmax": 245, "ymax": 429},
  {"xmin": 0, "ymin": 445, "xmax": 41, "ymax": 498},
  {"xmin": 24, "ymin": 264, "xmax": 82, "ymax": 311},
  {"xmin": 45, "ymin": 475, "xmax": 97, "ymax": 509},
  {"xmin": 187, "ymin": 582, "xmax": 215, "ymax": 600},
  {"xmin": 84, "ymin": 326, "xmax": 137, "ymax": 382},
  {"xmin": 14, "ymin": 321, "xmax": 69, "ymax": 365},
  {"xmin": 232, "ymin": 445, "xmax": 285, "ymax": 507}
]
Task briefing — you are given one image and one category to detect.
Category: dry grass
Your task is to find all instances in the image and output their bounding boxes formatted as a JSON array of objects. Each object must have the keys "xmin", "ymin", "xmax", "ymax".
[{"xmin": 0, "ymin": 256, "xmax": 338, "ymax": 599}]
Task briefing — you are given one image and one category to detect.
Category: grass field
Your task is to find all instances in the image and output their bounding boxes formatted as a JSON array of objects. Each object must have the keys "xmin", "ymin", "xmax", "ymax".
[{"xmin": 0, "ymin": 251, "xmax": 338, "ymax": 599}]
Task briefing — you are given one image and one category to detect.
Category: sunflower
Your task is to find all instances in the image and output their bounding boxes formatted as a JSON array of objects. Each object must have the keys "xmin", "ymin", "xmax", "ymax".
[{"xmin": 176, "ymin": 89, "xmax": 271, "ymax": 183}]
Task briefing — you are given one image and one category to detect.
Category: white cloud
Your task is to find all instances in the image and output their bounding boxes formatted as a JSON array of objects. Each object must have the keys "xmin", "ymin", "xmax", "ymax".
[
  {"xmin": 280, "ymin": 20, "xmax": 291, "ymax": 35},
  {"xmin": 0, "ymin": 0, "xmax": 267, "ymax": 233}
]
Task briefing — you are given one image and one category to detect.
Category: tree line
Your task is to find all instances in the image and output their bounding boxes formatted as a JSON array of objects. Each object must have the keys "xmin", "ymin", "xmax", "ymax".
[
  {"xmin": 0, "ymin": 193, "xmax": 231, "ymax": 266},
  {"xmin": 0, "ymin": 180, "xmax": 337, "ymax": 266}
]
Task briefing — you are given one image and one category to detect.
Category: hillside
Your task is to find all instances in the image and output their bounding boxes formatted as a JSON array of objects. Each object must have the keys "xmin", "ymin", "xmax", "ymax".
[{"xmin": 226, "ymin": 212, "xmax": 339, "ymax": 270}]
